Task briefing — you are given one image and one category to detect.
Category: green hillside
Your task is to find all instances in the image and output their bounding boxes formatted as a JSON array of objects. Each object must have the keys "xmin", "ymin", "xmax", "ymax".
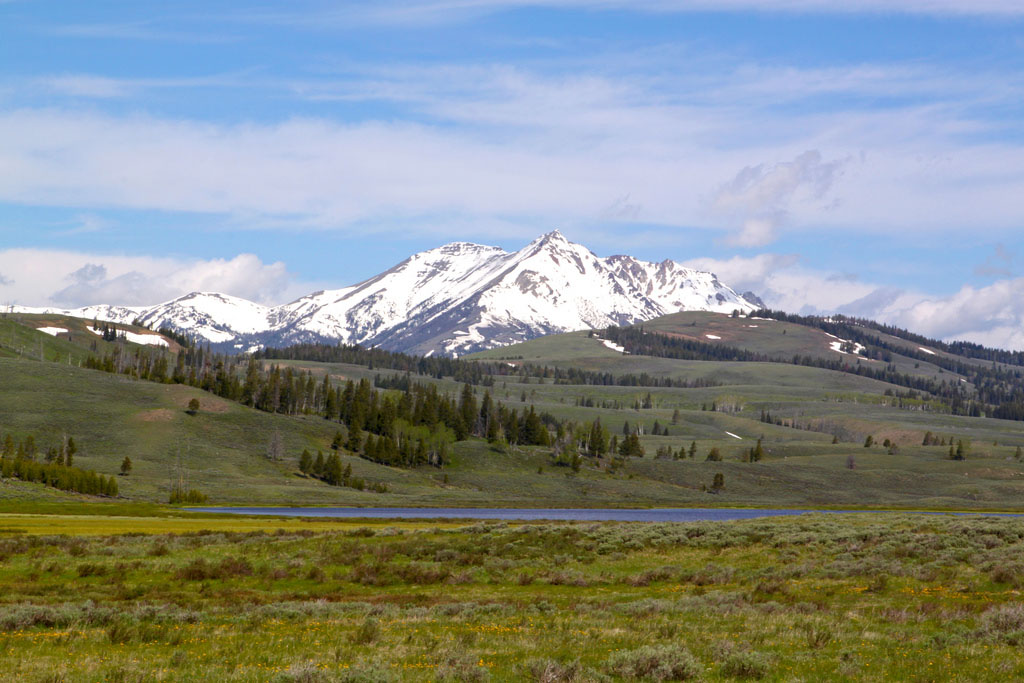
[
  {"xmin": 0, "ymin": 312, "xmax": 181, "ymax": 364},
  {"xmin": 3, "ymin": 311, "xmax": 1024, "ymax": 509}
]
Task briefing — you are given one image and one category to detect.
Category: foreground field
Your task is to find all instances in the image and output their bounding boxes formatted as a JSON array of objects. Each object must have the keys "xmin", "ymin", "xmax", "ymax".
[{"xmin": 3, "ymin": 513, "xmax": 1024, "ymax": 681}]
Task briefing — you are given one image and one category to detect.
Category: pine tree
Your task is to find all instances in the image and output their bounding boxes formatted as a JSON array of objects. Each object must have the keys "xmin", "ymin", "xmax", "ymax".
[
  {"xmin": 751, "ymin": 439, "xmax": 766, "ymax": 462},
  {"xmin": 618, "ymin": 433, "xmax": 644, "ymax": 458},
  {"xmin": 706, "ymin": 447, "xmax": 722, "ymax": 462},
  {"xmin": 587, "ymin": 420, "xmax": 608, "ymax": 457},
  {"xmin": 864, "ymin": 435, "xmax": 874, "ymax": 448},
  {"xmin": 459, "ymin": 383, "xmax": 478, "ymax": 436},
  {"xmin": 325, "ymin": 453, "xmax": 343, "ymax": 485},
  {"xmin": 299, "ymin": 449, "xmax": 312, "ymax": 474},
  {"xmin": 688, "ymin": 441, "xmax": 697, "ymax": 459},
  {"xmin": 314, "ymin": 451, "xmax": 325, "ymax": 476},
  {"xmin": 120, "ymin": 456, "xmax": 132, "ymax": 476},
  {"xmin": 347, "ymin": 423, "xmax": 363, "ymax": 452}
]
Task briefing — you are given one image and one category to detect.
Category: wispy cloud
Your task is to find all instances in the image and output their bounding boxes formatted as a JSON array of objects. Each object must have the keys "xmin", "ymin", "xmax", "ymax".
[
  {"xmin": 54, "ymin": 213, "xmax": 112, "ymax": 236},
  {"xmin": 243, "ymin": 0, "xmax": 1024, "ymax": 28},
  {"xmin": 35, "ymin": 72, "xmax": 258, "ymax": 99},
  {"xmin": 2, "ymin": 55, "xmax": 1023, "ymax": 241},
  {"xmin": 709, "ymin": 150, "xmax": 849, "ymax": 248},
  {"xmin": 47, "ymin": 21, "xmax": 240, "ymax": 43},
  {"xmin": 974, "ymin": 243, "xmax": 1015, "ymax": 278}
]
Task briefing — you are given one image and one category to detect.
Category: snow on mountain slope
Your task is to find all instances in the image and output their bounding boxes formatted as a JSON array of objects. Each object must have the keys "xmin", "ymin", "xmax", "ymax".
[
  {"xmin": 275, "ymin": 241, "xmax": 509, "ymax": 344},
  {"xmin": 12, "ymin": 231, "xmax": 759, "ymax": 356},
  {"xmin": 132, "ymin": 292, "xmax": 274, "ymax": 343},
  {"xmin": 13, "ymin": 293, "xmax": 273, "ymax": 345}
]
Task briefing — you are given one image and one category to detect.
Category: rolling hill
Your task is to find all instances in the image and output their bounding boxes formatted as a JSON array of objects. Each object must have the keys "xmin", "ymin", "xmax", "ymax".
[{"xmin": 4, "ymin": 308, "xmax": 1024, "ymax": 510}]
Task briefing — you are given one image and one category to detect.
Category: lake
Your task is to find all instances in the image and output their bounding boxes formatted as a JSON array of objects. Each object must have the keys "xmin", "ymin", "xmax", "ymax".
[{"xmin": 182, "ymin": 507, "xmax": 1009, "ymax": 522}]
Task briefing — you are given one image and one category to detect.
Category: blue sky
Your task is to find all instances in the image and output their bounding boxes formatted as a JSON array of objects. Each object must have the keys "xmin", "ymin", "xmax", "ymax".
[{"xmin": 3, "ymin": 1, "xmax": 1024, "ymax": 346}]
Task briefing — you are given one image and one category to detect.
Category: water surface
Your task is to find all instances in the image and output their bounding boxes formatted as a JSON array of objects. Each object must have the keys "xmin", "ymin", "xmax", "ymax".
[
  {"xmin": 188, "ymin": 507, "xmax": 846, "ymax": 522},
  {"xmin": 187, "ymin": 507, "xmax": 1024, "ymax": 521}
]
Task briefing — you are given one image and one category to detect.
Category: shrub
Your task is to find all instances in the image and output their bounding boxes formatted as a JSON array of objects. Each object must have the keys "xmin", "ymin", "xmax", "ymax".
[
  {"xmin": 77, "ymin": 563, "xmax": 107, "ymax": 578},
  {"xmin": 147, "ymin": 542, "xmax": 170, "ymax": 557},
  {"xmin": 525, "ymin": 658, "xmax": 586, "ymax": 682},
  {"xmin": 435, "ymin": 651, "xmax": 490, "ymax": 682},
  {"xmin": 721, "ymin": 650, "xmax": 770, "ymax": 679},
  {"xmin": 979, "ymin": 604, "xmax": 1024, "ymax": 643},
  {"xmin": 174, "ymin": 557, "xmax": 253, "ymax": 581},
  {"xmin": 606, "ymin": 644, "xmax": 700, "ymax": 681},
  {"xmin": 350, "ymin": 617, "xmax": 380, "ymax": 645}
]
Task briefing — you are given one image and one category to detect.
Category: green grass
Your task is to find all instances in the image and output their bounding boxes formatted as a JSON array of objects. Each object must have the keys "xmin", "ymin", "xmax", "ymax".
[
  {"xmin": 470, "ymin": 311, "xmax": 973, "ymax": 387},
  {"xmin": 6, "ymin": 347, "xmax": 1024, "ymax": 509},
  {"xmin": 4, "ymin": 513, "xmax": 1024, "ymax": 680},
  {"xmin": 0, "ymin": 312, "xmax": 180, "ymax": 364},
  {"xmin": 5, "ymin": 310, "xmax": 1024, "ymax": 510}
]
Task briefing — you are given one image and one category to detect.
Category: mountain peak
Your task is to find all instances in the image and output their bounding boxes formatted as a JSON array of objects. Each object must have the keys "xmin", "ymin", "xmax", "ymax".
[
  {"xmin": 534, "ymin": 229, "xmax": 569, "ymax": 246},
  {"xmin": 25, "ymin": 232, "xmax": 757, "ymax": 356}
]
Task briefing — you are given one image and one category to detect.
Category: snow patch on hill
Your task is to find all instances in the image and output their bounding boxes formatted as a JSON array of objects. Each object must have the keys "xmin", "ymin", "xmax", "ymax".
[
  {"xmin": 598, "ymin": 338, "xmax": 626, "ymax": 353},
  {"xmin": 85, "ymin": 326, "xmax": 168, "ymax": 347}
]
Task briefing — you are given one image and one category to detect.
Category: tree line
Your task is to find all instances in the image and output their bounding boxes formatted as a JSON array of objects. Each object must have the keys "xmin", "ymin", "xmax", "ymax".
[{"xmin": 0, "ymin": 431, "xmax": 118, "ymax": 497}]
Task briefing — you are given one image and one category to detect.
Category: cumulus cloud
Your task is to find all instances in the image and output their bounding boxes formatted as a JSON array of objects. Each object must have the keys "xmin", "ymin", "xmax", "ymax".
[
  {"xmin": 0, "ymin": 249, "xmax": 307, "ymax": 308},
  {"xmin": 710, "ymin": 150, "xmax": 849, "ymax": 247}
]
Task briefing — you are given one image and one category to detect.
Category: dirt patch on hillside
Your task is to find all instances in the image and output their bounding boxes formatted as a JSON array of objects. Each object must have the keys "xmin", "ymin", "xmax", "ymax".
[{"xmin": 136, "ymin": 409, "xmax": 175, "ymax": 422}]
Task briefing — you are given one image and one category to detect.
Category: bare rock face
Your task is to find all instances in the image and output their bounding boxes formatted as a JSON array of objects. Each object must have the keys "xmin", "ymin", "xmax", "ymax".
[{"xmin": 19, "ymin": 231, "xmax": 758, "ymax": 356}]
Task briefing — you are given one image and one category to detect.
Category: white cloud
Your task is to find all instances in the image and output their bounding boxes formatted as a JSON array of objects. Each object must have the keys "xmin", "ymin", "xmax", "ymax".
[
  {"xmin": 3, "ymin": 54, "xmax": 1022, "ymax": 242},
  {"xmin": 686, "ymin": 253, "xmax": 1024, "ymax": 350},
  {"xmin": 685, "ymin": 253, "xmax": 877, "ymax": 315},
  {"xmin": 728, "ymin": 218, "xmax": 778, "ymax": 248},
  {"xmin": 0, "ymin": 95, "xmax": 1021, "ymax": 242},
  {"xmin": 0, "ymin": 249, "xmax": 308, "ymax": 308},
  {"xmin": 710, "ymin": 150, "xmax": 849, "ymax": 247}
]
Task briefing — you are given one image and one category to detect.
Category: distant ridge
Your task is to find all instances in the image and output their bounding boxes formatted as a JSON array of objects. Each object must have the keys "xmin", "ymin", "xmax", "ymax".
[{"xmin": 15, "ymin": 231, "xmax": 758, "ymax": 356}]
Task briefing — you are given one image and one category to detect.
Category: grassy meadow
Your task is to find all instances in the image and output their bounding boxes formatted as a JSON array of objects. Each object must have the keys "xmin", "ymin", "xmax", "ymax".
[
  {"xmin": 5, "ymin": 313, "xmax": 1024, "ymax": 679},
  {"xmin": 4, "ymin": 513, "xmax": 1024, "ymax": 680}
]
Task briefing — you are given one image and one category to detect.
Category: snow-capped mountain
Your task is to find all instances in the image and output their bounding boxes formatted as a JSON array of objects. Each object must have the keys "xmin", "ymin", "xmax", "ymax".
[{"xmin": 15, "ymin": 231, "xmax": 759, "ymax": 356}]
